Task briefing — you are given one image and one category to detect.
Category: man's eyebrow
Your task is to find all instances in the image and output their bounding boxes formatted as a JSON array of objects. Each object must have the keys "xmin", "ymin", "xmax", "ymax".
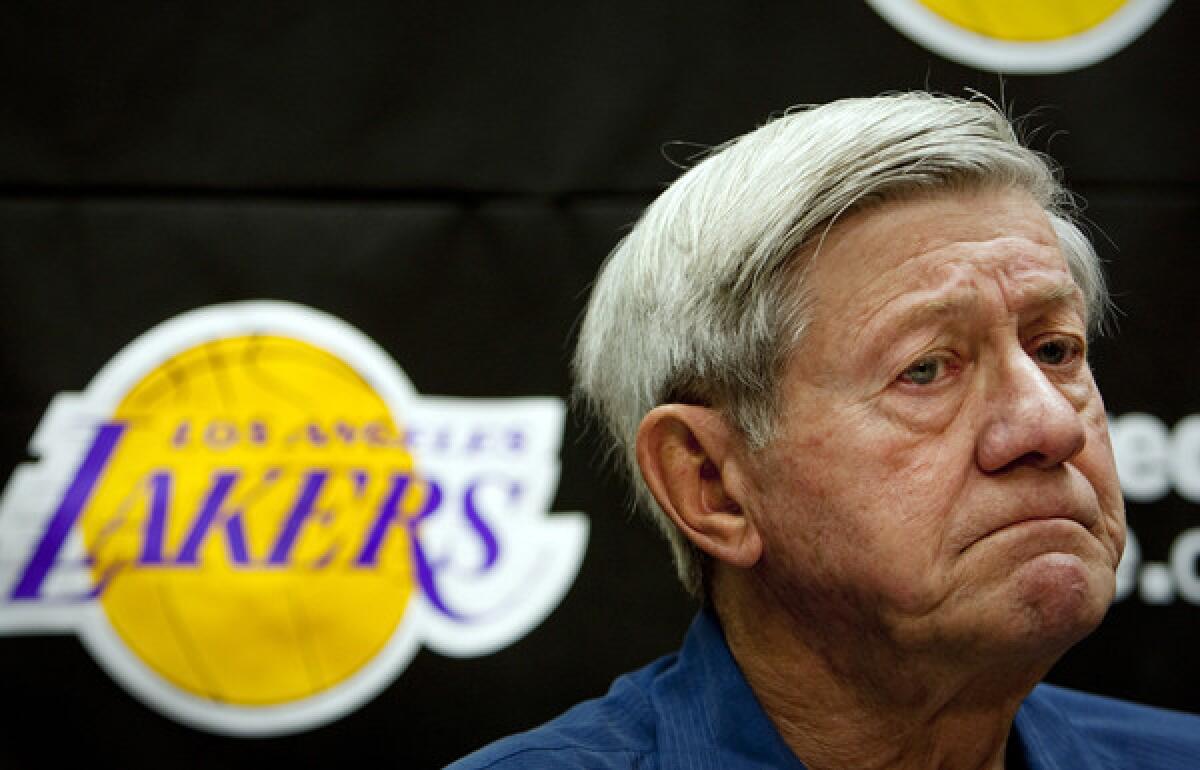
[
  {"xmin": 853, "ymin": 291, "xmax": 971, "ymax": 359},
  {"xmin": 868, "ymin": 290, "xmax": 973, "ymax": 336},
  {"xmin": 1028, "ymin": 281, "xmax": 1083, "ymax": 308},
  {"xmin": 860, "ymin": 278, "xmax": 1084, "ymax": 352},
  {"xmin": 906, "ymin": 279, "xmax": 1082, "ymax": 322}
]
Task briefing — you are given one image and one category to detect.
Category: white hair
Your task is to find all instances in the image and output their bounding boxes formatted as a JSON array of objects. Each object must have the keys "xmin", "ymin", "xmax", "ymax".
[{"xmin": 573, "ymin": 92, "xmax": 1109, "ymax": 596}]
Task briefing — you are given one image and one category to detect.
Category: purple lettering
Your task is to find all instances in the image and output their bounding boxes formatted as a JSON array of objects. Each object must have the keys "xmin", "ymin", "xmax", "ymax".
[
  {"xmin": 266, "ymin": 471, "xmax": 329, "ymax": 565},
  {"xmin": 10, "ymin": 422, "xmax": 127, "ymax": 600},
  {"xmin": 351, "ymin": 469, "xmax": 368, "ymax": 496},
  {"xmin": 357, "ymin": 473, "xmax": 424, "ymax": 566},
  {"xmin": 204, "ymin": 420, "xmax": 237, "ymax": 449},
  {"xmin": 171, "ymin": 419, "xmax": 190, "ymax": 449},
  {"xmin": 462, "ymin": 476, "xmax": 509, "ymax": 572},
  {"xmin": 137, "ymin": 471, "xmax": 173, "ymax": 565},
  {"xmin": 306, "ymin": 423, "xmax": 329, "ymax": 447},
  {"xmin": 334, "ymin": 421, "xmax": 355, "ymax": 444},
  {"xmin": 355, "ymin": 474, "xmax": 472, "ymax": 618},
  {"xmin": 466, "ymin": 431, "xmax": 489, "ymax": 454},
  {"xmin": 175, "ymin": 471, "xmax": 252, "ymax": 565},
  {"xmin": 363, "ymin": 420, "xmax": 391, "ymax": 447}
]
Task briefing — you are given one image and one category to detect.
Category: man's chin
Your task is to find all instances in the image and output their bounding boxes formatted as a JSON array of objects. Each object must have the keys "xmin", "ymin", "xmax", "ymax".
[
  {"xmin": 958, "ymin": 518, "xmax": 1117, "ymax": 647},
  {"xmin": 923, "ymin": 550, "xmax": 1115, "ymax": 669},
  {"xmin": 1004, "ymin": 550, "xmax": 1114, "ymax": 653}
]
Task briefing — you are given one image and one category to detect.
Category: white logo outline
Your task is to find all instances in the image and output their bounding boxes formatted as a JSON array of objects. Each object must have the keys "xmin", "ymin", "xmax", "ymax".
[
  {"xmin": 865, "ymin": 0, "xmax": 1174, "ymax": 73},
  {"xmin": 0, "ymin": 301, "xmax": 589, "ymax": 736}
]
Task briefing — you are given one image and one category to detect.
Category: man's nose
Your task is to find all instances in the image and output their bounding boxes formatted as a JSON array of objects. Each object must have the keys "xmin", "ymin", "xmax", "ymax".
[{"xmin": 975, "ymin": 350, "xmax": 1087, "ymax": 473}]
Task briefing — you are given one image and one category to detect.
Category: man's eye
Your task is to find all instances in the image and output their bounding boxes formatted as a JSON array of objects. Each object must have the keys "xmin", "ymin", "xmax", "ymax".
[
  {"xmin": 899, "ymin": 356, "xmax": 943, "ymax": 386},
  {"xmin": 1034, "ymin": 337, "xmax": 1081, "ymax": 366}
]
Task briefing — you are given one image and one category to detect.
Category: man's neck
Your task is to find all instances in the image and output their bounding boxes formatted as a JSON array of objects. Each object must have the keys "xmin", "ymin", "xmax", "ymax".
[{"xmin": 714, "ymin": 580, "xmax": 1048, "ymax": 770}]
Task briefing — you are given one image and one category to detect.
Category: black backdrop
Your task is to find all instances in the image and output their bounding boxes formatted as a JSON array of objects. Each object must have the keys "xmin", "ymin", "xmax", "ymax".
[{"xmin": 0, "ymin": 3, "xmax": 1197, "ymax": 768}]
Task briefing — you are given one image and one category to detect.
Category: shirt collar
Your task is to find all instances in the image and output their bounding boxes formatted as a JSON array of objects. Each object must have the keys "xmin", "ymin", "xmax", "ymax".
[
  {"xmin": 654, "ymin": 606, "xmax": 809, "ymax": 770},
  {"xmin": 654, "ymin": 608, "xmax": 1107, "ymax": 770},
  {"xmin": 1013, "ymin": 685, "xmax": 1111, "ymax": 770}
]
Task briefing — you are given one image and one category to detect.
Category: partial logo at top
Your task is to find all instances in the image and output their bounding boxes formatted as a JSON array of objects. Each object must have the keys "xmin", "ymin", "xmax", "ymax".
[
  {"xmin": 866, "ymin": 0, "xmax": 1173, "ymax": 73},
  {"xmin": 0, "ymin": 302, "xmax": 588, "ymax": 736}
]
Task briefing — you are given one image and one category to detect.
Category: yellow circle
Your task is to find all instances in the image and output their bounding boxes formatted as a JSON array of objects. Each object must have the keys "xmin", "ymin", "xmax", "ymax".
[
  {"xmin": 80, "ymin": 336, "xmax": 420, "ymax": 706},
  {"xmin": 918, "ymin": 0, "xmax": 1128, "ymax": 41}
]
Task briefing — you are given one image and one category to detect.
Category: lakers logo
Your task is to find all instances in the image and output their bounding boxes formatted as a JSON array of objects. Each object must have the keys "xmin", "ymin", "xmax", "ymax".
[
  {"xmin": 866, "ymin": 0, "xmax": 1173, "ymax": 72},
  {"xmin": 0, "ymin": 302, "xmax": 588, "ymax": 735}
]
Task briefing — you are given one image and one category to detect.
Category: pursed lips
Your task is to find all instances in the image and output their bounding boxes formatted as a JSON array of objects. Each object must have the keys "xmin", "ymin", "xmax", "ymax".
[{"xmin": 958, "ymin": 493, "xmax": 1099, "ymax": 556}]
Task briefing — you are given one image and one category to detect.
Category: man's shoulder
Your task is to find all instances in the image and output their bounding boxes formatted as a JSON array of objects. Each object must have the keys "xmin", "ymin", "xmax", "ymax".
[
  {"xmin": 445, "ymin": 657, "xmax": 673, "ymax": 770},
  {"xmin": 1028, "ymin": 683, "xmax": 1200, "ymax": 765}
]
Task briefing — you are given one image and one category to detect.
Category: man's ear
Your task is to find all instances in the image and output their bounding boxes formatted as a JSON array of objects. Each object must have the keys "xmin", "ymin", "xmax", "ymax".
[{"xmin": 636, "ymin": 404, "xmax": 762, "ymax": 569}]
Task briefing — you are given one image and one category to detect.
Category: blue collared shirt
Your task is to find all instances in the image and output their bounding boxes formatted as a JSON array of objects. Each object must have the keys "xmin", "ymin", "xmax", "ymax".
[{"xmin": 448, "ymin": 608, "xmax": 1200, "ymax": 769}]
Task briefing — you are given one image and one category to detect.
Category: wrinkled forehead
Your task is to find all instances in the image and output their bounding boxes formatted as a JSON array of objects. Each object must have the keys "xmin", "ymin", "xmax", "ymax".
[
  {"xmin": 802, "ymin": 189, "xmax": 1079, "ymax": 328},
  {"xmin": 874, "ymin": 237, "xmax": 1079, "ymax": 308}
]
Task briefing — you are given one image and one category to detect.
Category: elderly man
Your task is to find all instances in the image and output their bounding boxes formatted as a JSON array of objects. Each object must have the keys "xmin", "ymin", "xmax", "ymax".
[{"xmin": 449, "ymin": 93, "xmax": 1200, "ymax": 769}]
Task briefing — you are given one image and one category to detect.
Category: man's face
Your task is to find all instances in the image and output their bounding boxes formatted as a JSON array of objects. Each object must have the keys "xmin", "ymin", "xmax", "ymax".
[{"xmin": 745, "ymin": 188, "xmax": 1125, "ymax": 667}]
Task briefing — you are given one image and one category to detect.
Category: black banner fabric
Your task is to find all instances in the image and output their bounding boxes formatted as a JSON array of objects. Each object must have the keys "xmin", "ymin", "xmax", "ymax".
[{"xmin": 0, "ymin": 3, "xmax": 1197, "ymax": 768}]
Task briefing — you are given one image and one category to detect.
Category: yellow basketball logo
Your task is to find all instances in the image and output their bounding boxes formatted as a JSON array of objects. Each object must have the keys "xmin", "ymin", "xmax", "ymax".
[
  {"xmin": 866, "ymin": 0, "xmax": 1173, "ymax": 72},
  {"xmin": 82, "ymin": 335, "xmax": 418, "ymax": 706},
  {"xmin": 0, "ymin": 302, "xmax": 588, "ymax": 735}
]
